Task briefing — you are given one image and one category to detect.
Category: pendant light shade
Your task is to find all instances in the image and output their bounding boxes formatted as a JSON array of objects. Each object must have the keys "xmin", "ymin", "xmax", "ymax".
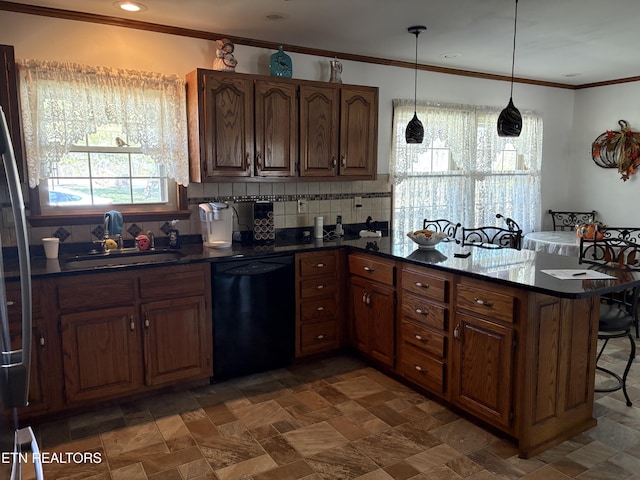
[
  {"xmin": 497, "ymin": 0, "xmax": 522, "ymax": 137},
  {"xmin": 406, "ymin": 25, "xmax": 426, "ymax": 144}
]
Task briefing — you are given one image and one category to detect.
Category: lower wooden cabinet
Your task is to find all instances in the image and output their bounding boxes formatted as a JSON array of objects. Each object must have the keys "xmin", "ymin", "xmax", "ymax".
[
  {"xmin": 348, "ymin": 253, "xmax": 396, "ymax": 368},
  {"xmin": 61, "ymin": 306, "xmax": 143, "ymax": 403},
  {"xmin": 295, "ymin": 250, "xmax": 344, "ymax": 356},
  {"xmin": 6, "ymin": 278, "xmax": 55, "ymax": 416},
  {"xmin": 55, "ymin": 263, "xmax": 212, "ymax": 407}
]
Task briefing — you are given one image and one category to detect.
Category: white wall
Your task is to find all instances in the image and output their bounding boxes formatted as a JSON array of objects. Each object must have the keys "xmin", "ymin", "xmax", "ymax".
[
  {"xmin": 0, "ymin": 11, "xmax": 600, "ymax": 232},
  {"xmin": 571, "ymin": 83, "xmax": 640, "ymax": 226}
]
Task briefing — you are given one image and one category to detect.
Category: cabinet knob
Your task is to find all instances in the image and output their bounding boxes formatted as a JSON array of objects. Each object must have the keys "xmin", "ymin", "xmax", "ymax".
[
  {"xmin": 130, "ymin": 317, "xmax": 135, "ymax": 331},
  {"xmin": 6, "ymin": 301, "xmax": 15, "ymax": 306},
  {"xmin": 415, "ymin": 282, "xmax": 429, "ymax": 289},
  {"xmin": 414, "ymin": 365, "xmax": 423, "ymax": 372},
  {"xmin": 454, "ymin": 322, "xmax": 461, "ymax": 339},
  {"xmin": 341, "ymin": 154, "xmax": 346, "ymax": 168},
  {"xmin": 331, "ymin": 156, "xmax": 337, "ymax": 168},
  {"xmin": 314, "ymin": 263, "xmax": 325, "ymax": 268},
  {"xmin": 362, "ymin": 293, "xmax": 368, "ymax": 304},
  {"xmin": 246, "ymin": 152, "xmax": 251, "ymax": 168},
  {"xmin": 366, "ymin": 293, "xmax": 371, "ymax": 305},
  {"xmin": 256, "ymin": 152, "xmax": 262, "ymax": 168},
  {"xmin": 316, "ymin": 284, "xmax": 324, "ymax": 290},
  {"xmin": 39, "ymin": 335, "xmax": 45, "ymax": 347},
  {"xmin": 473, "ymin": 298, "xmax": 493, "ymax": 308},
  {"xmin": 363, "ymin": 266, "xmax": 375, "ymax": 273},
  {"xmin": 317, "ymin": 306, "xmax": 324, "ymax": 311},
  {"xmin": 316, "ymin": 334, "xmax": 325, "ymax": 340},
  {"xmin": 415, "ymin": 308, "xmax": 426, "ymax": 315},
  {"xmin": 415, "ymin": 334, "xmax": 423, "ymax": 341},
  {"xmin": 144, "ymin": 312, "xmax": 150, "ymax": 328}
]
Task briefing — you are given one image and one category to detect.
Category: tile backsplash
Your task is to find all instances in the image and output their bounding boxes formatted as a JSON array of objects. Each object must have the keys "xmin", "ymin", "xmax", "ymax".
[{"xmin": 0, "ymin": 176, "xmax": 391, "ymax": 248}]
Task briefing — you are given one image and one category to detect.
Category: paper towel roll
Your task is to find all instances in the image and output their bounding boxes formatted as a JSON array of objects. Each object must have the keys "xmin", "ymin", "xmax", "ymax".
[{"xmin": 314, "ymin": 216, "xmax": 323, "ymax": 239}]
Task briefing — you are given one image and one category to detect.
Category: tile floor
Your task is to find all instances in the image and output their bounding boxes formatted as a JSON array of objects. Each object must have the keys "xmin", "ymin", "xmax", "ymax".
[{"xmin": 24, "ymin": 337, "xmax": 640, "ymax": 479}]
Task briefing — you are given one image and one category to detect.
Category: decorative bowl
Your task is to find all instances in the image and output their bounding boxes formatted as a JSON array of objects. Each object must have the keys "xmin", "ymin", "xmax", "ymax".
[{"xmin": 406, "ymin": 229, "xmax": 449, "ymax": 249}]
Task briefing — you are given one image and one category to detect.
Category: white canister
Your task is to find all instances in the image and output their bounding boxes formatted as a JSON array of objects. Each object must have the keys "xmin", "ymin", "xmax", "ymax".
[{"xmin": 314, "ymin": 216, "xmax": 324, "ymax": 239}]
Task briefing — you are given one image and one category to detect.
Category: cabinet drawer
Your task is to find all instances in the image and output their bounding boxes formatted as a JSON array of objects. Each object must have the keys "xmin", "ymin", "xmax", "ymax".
[
  {"xmin": 402, "ymin": 292, "xmax": 447, "ymax": 331},
  {"xmin": 58, "ymin": 274, "xmax": 136, "ymax": 312},
  {"xmin": 457, "ymin": 282, "xmax": 516, "ymax": 323},
  {"xmin": 402, "ymin": 268, "xmax": 448, "ymax": 303},
  {"xmin": 299, "ymin": 252, "xmax": 337, "ymax": 277},
  {"xmin": 300, "ymin": 275, "xmax": 337, "ymax": 299},
  {"xmin": 139, "ymin": 264, "xmax": 207, "ymax": 299},
  {"xmin": 300, "ymin": 297, "xmax": 338, "ymax": 323},
  {"xmin": 401, "ymin": 320, "xmax": 445, "ymax": 357},
  {"xmin": 348, "ymin": 254, "xmax": 395, "ymax": 286},
  {"xmin": 401, "ymin": 343, "xmax": 445, "ymax": 394},
  {"xmin": 300, "ymin": 321, "xmax": 338, "ymax": 354}
]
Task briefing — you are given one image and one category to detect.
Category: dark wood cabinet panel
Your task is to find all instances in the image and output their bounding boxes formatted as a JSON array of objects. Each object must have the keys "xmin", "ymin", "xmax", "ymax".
[{"xmin": 0, "ymin": 44, "xmax": 24, "ymax": 180}]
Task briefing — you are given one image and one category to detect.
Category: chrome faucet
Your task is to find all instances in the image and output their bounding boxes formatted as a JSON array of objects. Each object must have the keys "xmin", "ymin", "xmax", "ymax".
[
  {"xmin": 103, "ymin": 216, "xmax": 110, "ymax": 240},
  {"xmin": 146, "ymin": 231, "xmax": 155, "ymax": 250}
]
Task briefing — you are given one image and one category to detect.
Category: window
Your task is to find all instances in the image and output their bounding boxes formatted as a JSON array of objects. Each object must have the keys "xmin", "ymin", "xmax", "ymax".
[
  {"xmin": 18, "ymin": 59, "xmax": 190, "ymax": 221},
  {"xmin": 390, "ymin": 100, "xmax": 543, "ymax": 243}
]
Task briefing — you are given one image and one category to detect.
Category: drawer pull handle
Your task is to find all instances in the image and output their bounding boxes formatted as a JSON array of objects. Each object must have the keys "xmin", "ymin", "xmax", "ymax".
[
  {"xmin": 415, "ymin": 308, "xmax": 427, "ymax": 315},
  {"xmin": 454, "ymin": 322, "xmax": 461, "ymax": 339},
  {"xmin": 6, "ymin": 301, "xmax": 15, "ymax": 306},
  {"xmin": 415, "ymin": 365, "xmax": 423, "ymax": 372},
  {"xmin": 363, "ymin": 266, "xmax": 375, "ymax": 272},
  {"xmin": 316, "ymin": 334, "xmax": 325, "ymax": 340},
  {"xmin": 473, "ymin": 298, "xmax": 493, "ymax": 307},
  {"xmin": 317, "ymin": 306, "xmax": 324, "ymax": 311},
  {"xmin": 316, "ymin": 285, "xmax": 324, "ymax": 289},
  {"xmin": 39, "ymin": 335, "xmax": 45, "ymax": 347},
  {"xmin": 415, "ymin": 282, "xmax": 429, "ymax": 289},
  {"xmin": 415, "ymin": 334, "xmax": 423, "ymax": 341},
  {"xmin": 130, "ymin": 317, "xmax": 135, "ymax": 331},
  {"xmin": 315, "ymin": 263, "xmax": 325, "ymax": 268}
]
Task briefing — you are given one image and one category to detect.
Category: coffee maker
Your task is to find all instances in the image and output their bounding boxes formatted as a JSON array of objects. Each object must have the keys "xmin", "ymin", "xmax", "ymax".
[{"xmin": 199, "ymin": 202, "xmax": 233, "ymax": 248}]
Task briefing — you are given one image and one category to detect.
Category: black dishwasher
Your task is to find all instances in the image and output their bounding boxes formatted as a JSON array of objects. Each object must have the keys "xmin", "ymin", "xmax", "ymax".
[{"xmin": 211, "ymin": 255, "xmax": 295, "ymax": 379}]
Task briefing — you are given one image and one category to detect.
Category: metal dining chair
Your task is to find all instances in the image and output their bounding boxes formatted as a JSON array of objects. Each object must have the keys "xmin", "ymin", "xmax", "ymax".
[
  {"xmin": 422, "ymin": 219, "xmax": 461, "ymax": 243},
  {"xmin": 496, "ymin": 213, "xmax": 523, "ymax": 249},
  {"xmin": 461, "ymin": 225, "xmax": 522, "ymax": 250},
  {"xmin": 579, "ymin": 236, "xmax": 640, "ymax": 406},
  {"xmin": 548, "ymin": 210, "xmax": 597, "ymax": 231}
]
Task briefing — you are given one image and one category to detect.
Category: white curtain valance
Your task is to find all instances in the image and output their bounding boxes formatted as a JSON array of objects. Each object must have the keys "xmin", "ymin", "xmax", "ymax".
[{"xmin": 18, "ymin": 59, "xmax": 190, "ymax": 188}]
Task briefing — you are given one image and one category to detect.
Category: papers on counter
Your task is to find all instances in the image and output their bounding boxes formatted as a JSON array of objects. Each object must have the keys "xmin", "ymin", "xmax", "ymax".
[{"xmin": 541, "ymin": 269, "xmax": 616, "ymax": 280}]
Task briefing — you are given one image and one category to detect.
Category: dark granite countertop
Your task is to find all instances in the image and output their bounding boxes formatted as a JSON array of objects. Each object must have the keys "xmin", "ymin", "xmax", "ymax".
[{"xmin": 6, "ymin": 234, "xmax": 639, "ymax": 299}]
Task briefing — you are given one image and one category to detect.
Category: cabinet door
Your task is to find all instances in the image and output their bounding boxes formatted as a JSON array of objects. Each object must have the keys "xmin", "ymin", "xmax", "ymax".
[
  {"xmin": 254, "ymin": 79, "xmax": 297, "ymax": 177},
  {"xmin": 61, "ymin": 306, "xmax": 143, "ymax": 403},
  {"xmin": 339, "ymin": 87, "xmax": 377, "ymax": 178},
  {"xmin": 299, "ymin": 84, "xmax": 340, "ymax": 177},
  {"xmin": 368, "ymin": 282, "xmax": 395, "ymax": 367},
  {"xmin": 350, "ymin": 276, "xmax": 370, "ymax": 354},
  {"xmin": 349, "ymin": 276, "xmax": 395, "ymax": 368},
  {"xmin": 202, "ymin": 71, "xmax": 253, "ymax": 177},
  {"xmin": 451, "ymin": 313, "xmax": 514, "ymax": 429},
  {"xmin": 142, "ymin": 296, "xmax": 211, "ymax": 386}
]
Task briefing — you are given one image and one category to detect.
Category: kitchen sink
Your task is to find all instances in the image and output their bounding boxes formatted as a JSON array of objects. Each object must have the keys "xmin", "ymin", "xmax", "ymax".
[{"xmin": 62, "ymin": 249, "xmax": 185, "ymax": 270}]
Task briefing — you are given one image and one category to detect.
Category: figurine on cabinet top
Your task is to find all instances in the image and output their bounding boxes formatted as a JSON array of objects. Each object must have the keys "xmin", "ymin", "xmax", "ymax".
[{"xmin": 213, "ymin": 38, "xmax": 238, "ymax": 72}]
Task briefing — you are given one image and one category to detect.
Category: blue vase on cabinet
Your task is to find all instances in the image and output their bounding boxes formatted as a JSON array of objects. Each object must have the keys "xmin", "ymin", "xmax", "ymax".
[{"xmin": 270, "ymin": 46, "xmax": 292, "ymax": 78}]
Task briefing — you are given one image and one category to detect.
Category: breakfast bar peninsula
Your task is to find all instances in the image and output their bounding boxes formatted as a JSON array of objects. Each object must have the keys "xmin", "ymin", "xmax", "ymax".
[{"xmin": 345, "ymin": 237, "xmax": 639, "ymax": 458}]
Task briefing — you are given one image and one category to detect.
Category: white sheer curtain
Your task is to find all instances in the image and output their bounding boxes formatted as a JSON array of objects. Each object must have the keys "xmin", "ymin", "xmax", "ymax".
[
  {"xmin": 391, "ymin": 99, "xmax": 542, "ymax": 243},
  {"xmin": 18, "ymin": 59, "xmax": 190, "ymax": 188}
]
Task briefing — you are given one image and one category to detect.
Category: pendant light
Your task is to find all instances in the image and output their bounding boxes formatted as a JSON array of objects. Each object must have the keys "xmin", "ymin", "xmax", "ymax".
[
  {"xmin": 406, "ymin": 25, "xmax": 426, "ymax": 144},
  {"xmin": 497, "ymin": 0, "xmax": 522, "ymax": 137}
]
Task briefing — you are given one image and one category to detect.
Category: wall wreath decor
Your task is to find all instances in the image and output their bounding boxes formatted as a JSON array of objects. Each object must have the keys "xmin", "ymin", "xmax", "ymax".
[{"xmin": 592, "ymin": 120, "xmax": 640, "ymax": 181}]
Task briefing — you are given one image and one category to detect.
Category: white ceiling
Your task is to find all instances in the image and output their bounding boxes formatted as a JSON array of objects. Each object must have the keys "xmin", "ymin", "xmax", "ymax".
[{"xmin": 5, "ymin": 0, "xmax": 639, "ymax": 86}]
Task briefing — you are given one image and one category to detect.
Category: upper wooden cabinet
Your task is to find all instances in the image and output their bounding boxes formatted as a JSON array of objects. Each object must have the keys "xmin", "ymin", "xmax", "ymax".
[
  {"xmin": 299, "ymin": 84, "xmax": 378, "ymax": 178},
  {"xmin": 0, "ymin": 45, "xmax": 25, "ymax": 180},
  {"xmin": 186, "ymin": 69, "xmax": 378, "ymax": 181}
]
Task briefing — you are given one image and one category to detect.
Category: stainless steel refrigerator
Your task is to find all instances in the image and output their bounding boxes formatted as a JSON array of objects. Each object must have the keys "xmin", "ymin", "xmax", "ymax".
[{"xmin": 0, "ymin": 105, "xmax": 43, "ymax": 479}]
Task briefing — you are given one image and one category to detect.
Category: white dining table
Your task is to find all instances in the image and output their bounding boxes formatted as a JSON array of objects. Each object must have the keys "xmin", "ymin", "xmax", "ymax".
[{"xmin": 523, "ymin": 230, "xmax": 581, "ymax": 256}]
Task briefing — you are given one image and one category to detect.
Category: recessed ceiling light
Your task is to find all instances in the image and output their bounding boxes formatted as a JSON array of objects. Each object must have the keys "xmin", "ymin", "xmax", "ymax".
[
  {"xmin": 266, "ymin": 13, "xmax": 287, "ymax": 21},
  {"xmin": 441, "ymin": 53, "xmax": 462, "ymax": 59},
  {"xmin": 114, "ymin": 1, "xmax": 147, "ymax": 12}
]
